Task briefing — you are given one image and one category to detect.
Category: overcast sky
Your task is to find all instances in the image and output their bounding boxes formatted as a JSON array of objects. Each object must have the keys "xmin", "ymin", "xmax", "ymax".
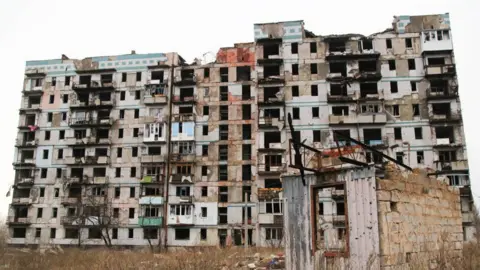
[{"xmin": 0, "ymin": 0, "xmax": 477, "ymax": 217}]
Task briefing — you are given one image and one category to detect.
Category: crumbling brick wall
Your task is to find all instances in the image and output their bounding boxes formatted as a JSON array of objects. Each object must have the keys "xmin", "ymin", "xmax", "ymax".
[{"xmin": 377, "ymin": 164, "xmax": 463, "ymax": 269}]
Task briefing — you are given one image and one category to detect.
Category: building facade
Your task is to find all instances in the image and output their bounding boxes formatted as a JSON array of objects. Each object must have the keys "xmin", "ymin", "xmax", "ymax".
[{"xmin": 8, "ymin": 13, "xmax": 474, "ymax": 247}]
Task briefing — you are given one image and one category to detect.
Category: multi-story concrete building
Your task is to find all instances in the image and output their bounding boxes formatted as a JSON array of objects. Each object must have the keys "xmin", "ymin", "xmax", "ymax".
[{"xmin": 8, "ymin": 13, "xmax": 474, "ymax": 247}]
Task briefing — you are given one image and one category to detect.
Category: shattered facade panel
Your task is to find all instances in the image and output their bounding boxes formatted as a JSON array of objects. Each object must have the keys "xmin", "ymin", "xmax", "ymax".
[{"xmin": 9, "ymin": 12, "xmax": 473, "ymax": 249}]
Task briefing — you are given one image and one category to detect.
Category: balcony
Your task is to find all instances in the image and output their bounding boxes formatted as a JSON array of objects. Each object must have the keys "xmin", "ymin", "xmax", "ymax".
[
  {"xmin": 258, "ymin": 116, "xmax": 284, "ymax": 129},
  {"xmin": 432, "ymin": 138, "xmax": 462, "ymax": 149},
  {"xmin": 353, "ymin": 71, "xmax": 382, "ymax": 82},
  {"xmin": 326, "ymin": 73, "xmax": 349, "ymax": 82},
  {"xmin": 362, "ymin": 137, "xmax": 389, "ymax": 149},
  {"xmin": 72, "ymin": 80, "xmax": 115, "ymax": 91},
  {"xmin": 173, "ymin": 75, "xmax": 196, "ymax": 86},
  {"xmin": 168, "ymin": 212, "xmax": 194, "ymax": 225},
  {"xmin": 65, "ymin": 136, "xmax": 111, "ymax": 146},
  {"xmin": 258, "ymin": 214, "xmax": 284, "ymax": 225},
  {"xmin": 140, "ymin": 155, "xmax": 165, "ymax": 164},
  {"xmin": 61, "ymin": 197, "xmax": 81, "ymax": 205},
  {"xmin": 434, "ymin": 160, "xmax": 468, "ymax": 172},
  {"xmin": 139, "ymin": 196, "xmax": 164, "ymax": 205},
  {"xmin": 428, "ymin": 113, "xmax": 462, "ymax": 124},
  {"xmin": 258, "ymin": 143, "xmax": 285, "ymax": 153},
  {"xmin": 6, "ymin": 216, "xmax": 32, "ymax": 226},
  {"xmin": 426, "ymin": 87, "xmax": 459, "ymax": 101},
  {"xmin": 319, "ymin": 214, "xmax": 347, "ymax": 225},
  {"xmin": 257, "ymin": 95, "xmax": 285, "ymax": 106},
  {"xmin": 170, "ymin": 173, "xmax": 194, "ymax": 185},
  {"xmin": 19, "ymin": 104, "xmax": 41, "ymax": 112},
  {"xmin": 257, "ymin": 72, "xmax": 285, "ymax": 85},
  {"xmin": 138, "ymin": 217, "xmax": 163, "ymax": 227},
  {"xmin": 258, "ymin": 188, "xmax": 283, "ymax": 200},
  {"xmin": 70, "ymin": 99, "xmax": 115, "ymax": 110},
  {"xmin": 69, "ymin": 117, "xmax": 113, "ymax": 127},
  {"xmin": 11, "ymin": 197, "xmax": 32, "ymax": 206},
  {"xmin": 144, "ymin": 84, "xmax": 168, "ymax": 105},
  {"xmin": 329, "ymin": 113, "xmax": 387, "ymax": 125},
  {"xmin": 61, "ymin": 216, "xmax": 82, "ymax": 226},
  {"xmin": 172, "ymin": 95, "xmax": 196, "ymax": 104},
  {"xmin": 14, "ymin": 177, "xmax": 34, "ymax": 186},
  {"xmin": 326, "ymin": 51, "xmax": 380, "ymax": 61},
  {"xmin": 15, "ymin": 139, "xmax": 38, "ymax": 148},
  {"xmin": 140, "ymin": 174, "xmax": 165, "ymax": 184},
  {"xmin": 172, "ymin": 113, "xmax": 195, "ymax": 122},
  {"xmin": 327, "ymin": 94, "xmax": 355, "ymax": 103},
  {"xmin": 425, "ymin": 65, "xmax": 456, "ymax": 78},
  {"xmin": 257, "ymin": 163, "xmax": 287, "ymax": 176},
  {"xmin": 170, "ymin": 153, "xmax": 196, "ymax": 163},
  {"xmin": 420, "ymin": 31, "xmax": 453, "ymax": 53},
  {"xmin": 18, "ymin": 120, "xmax": 38, "ymax": 130},
  {"xmin": 13, "ymin": 158, "xmax": 36, "ymax": 167},
  {"xmin": 64, "ymin": 156, "xmax": 110, "ymax": 165}
]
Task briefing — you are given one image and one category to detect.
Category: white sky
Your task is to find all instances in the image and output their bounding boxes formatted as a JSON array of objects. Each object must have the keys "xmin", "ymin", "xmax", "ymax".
[{"xmin": 0, "ymin": 0, "xmax": 477, "ymax": 217}]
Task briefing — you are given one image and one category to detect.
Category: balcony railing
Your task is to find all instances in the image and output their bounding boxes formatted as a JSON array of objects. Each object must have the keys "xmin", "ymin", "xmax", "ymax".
[
  {"xmin": 14, "ymin": 177, "xmax": 34, "ymax": 186},
  {"xmin": 138, "ymin": 217, "xmax": 163, "ymax": 227},
  {"xmin": 6, "ymin": 216, "xmax": 32, "ymax": 225},
  {"xmin": 61, "ymin": 197, "xmax": 81, "ymax": 205},
  {"xmin": 327, "ymin": 94, "xmax": 355, "ymax": 103},
  {"xmin": 428, "ymin": 113, "xmax": 462, "ymax": 124},
  {"xmin": 425, "ymin": 65, "xmax": 456, "ymax": 77},
  {"xmin": 65, "ymin": 136, "xmax": 111, "ymax": 145},
  {"xmin": 65, "ymin": 156, "xmax": 110, "ymax": 165},
  {"xmin": 434, "ymin": 160, "xmax": 468, "ymax": 171},
  {"xmin": 172, "ymin": 95, "xmax": 196, "ymax": 104},
  {"xmin": 11, "ymin": 197, "xmax": 33, "ymax": 205},
  {"xmin": 70, "ymin": 99, "xmax": 115, "ymax": 109},
  {"xmin": 15, "ymin": 139, "xmax": 38, "ymax": 147},
  {"xmin": 257, "ymin": 95, "xmax": 285, "ymax": 106},
  {"xmin": 172, "ymin": 113, "xmax": 195, "ymax": 122},
  {"xmin": 69, "ymin": 117, "xmax": 113, "ymax": 126},
  {"xmin": 426, "ymin": 87, "xmax": 458, "ymax": 100},
  {"xmin": 257, "ymin": 163, "xmax": 287, "ymax": 175},
  {"xmin": 72, "ymin": 80, "xmax": 115, "ymax": 91},
  {"xmin": 140, "ymin": 155, "xmax": 165, "ymax": 163},
  {"xmin": 140, "ymin": 174, "xmax": 165, "ymax": 184},
  {"xmin": 329, "ymin": 113, "xmax": 387, "ymax": 125},
  {"xmin": 258, "ymin": 116, "xmax": 284, "ymax": 129},
  {"xmin": 139, "ymin": 196, "xmax": 164, "ymax": 205},
  {"xmin": 173, "ymin": 76, "xmax": 196, "ymax": 86},
  {"xmin": 61, "ymin": 216, "xmax": 83, "ymax": 226},
  {"xmin": 13, "ymin": 158, "xmax": 36, "ymax": 166},
  {"xmin": 361, "ymin": 136, "xmax": 389, "ymax": 148}
]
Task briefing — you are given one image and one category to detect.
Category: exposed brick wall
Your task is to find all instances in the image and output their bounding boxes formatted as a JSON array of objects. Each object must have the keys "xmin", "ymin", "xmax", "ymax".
[{"xmin": 377, "ymin": 165, "xmax": 463, "ymax": 269}]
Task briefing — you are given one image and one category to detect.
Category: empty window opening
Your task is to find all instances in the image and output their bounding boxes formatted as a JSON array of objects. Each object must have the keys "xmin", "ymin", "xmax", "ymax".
[
  {"xmin": 101, "ymin": 74, "xmax": 113, "ymax": 83},
  {"xmin": 201, "ymin": 187, "xmax": 208, "ymax": 197},
  {"xmin": 329, "ymin": 41, "xmax": 346, "ymax": 52},
  {"xmin": 220, "ymin": 67, "xmax": 228, "ymax": 82},
  {"xmin": 417, "ymin": 151, "xmax": 424, "ymax": 164},
  {"xmin": 242, "ymin": 104, "xmax": 251, "ymax": 120},
  {"xmin": 293, "ymin": 107, "xmax": 300, "ymax": 119},
  {"xmin": 237, "ymin": 66, "xmax": 251, "ymax": 81},
  {"xmin": 428, "ymin": 57, "xmax": 445, "ymax": 66},
  {"xmin": 151, "ymin": 71, "xmax": 164, "ymax": 81},
  {"xmin": 313, "ymin": 130, "xmax": 321, "ymax": 142},
  {"xmin": 291, "ymin": 42, "xmax": 298, "ymax": 54},
  {"xmin": 332, "ymin": 106, "xmax": 349, "ymax": 116},
  {"xmin": 79, "ymin": 75, "xmax": 91, "ymax": 85},
  {"xmin": 263, "ymin": 44, "xmax": 279, "ymax": 58},
  {"xmin": 218, "ymin": 207, "xmax": 228, "ymax": 224},
  {"xmin": 405, "ymin": 38, "xmax": 413, "ymax": 48},
  {"xmin": 292, "ymin": 64, "xmax": 299, "ymax": 75},
  {"xmin": 414, "ymin": 127, "xmax": 423, "ymax": 139},
  {"xmin": 263, "ymin": 87, "xmax": 280, "ymax": 102},
  {"xmin": 219, "ymin": 186, "xmax": 228, "ymax": 202},
  {"xmin": 242, "ymin": 144, "xmax": 251, "ymax": 160},
  {"xmin": 360, "ymin": 83, "xmax": 378, "ymax": 97},
  {"xmin": 359, "ymin": 61, "xmax": 377, "ymax": 72},
  {"xmin": 432, "ymin": 103, "xmax": 451, "ymax": 116},
  {"xmin": 178, "ymin": 106, "xmax": 193, "ymax": 115},
  {"xmin": 435, "ymin": 126, "xmax": 454, "ymax": 143},
  {"xmin": 311, "ymin": 85, "xmax": 318, "ymax": 96},
  {"xmin": 391, "ymin": 81, "xmax": 398, "ymax": 93},
  {"xmin": 203, "ymin": 68, "xmax": 210, "ymax": 78},
  {"xmin": 413, "ymin": 104, "xmax": 420, "ymax": 116},
  {"xmin": 329, "ymin": 62, "xmax": 346, "ymax": 76},
  {"xmin": 264, "ymin": 65, "xmax": 280, "ymax": 77},
  {"xmin": 220, "ymin": 105, "xmax": 228, "ymax": 120},
  {"xmin": 292, "ymin": 86, "xmax": 299, "ymax": 97},
  {"xmin": 219, "ymin": 145, "xmax": 228, "ymax": 160},
  {"xmin": 396, "ymin": 152, "xmax": 404, "ymax": 163},
  {"xmin": 361, "ymin": 39, "xmax": 373, "ymax": 50},
  {"xmin": 219, "ymin": 165, "xmax": 228, "ymax": 181},
  {"xmin": 265, "ymin": 178, "xmax": 282, "ymax": 188},
  {"xmin": 388, "ymin": 60, "xmax": 396, "ymax": 71},
  {"xmin": 242, "ymin": 186, "xmax": 251, "ymax": 202},
  {"xmin": 394, "ymin": 127, "xmax": 402, "ymax": 140},
  {"xmin": 363, "ymin": 129, "xmax": 382, "ymax": 144},
  {"xmin": 242, "ymin": 124, "xmax": 251, "ymax": 140},
  {"xmin": 330, "ymin": 84, "xmax": 347, "ymax": 96},
  {"xmin": 312, "ymin": 107, "xmax": 319, "ymax": 118},
  {"xmin": 408, "ymin": 59, "xmax": 416, "ymax": 70},
  {"xmin": 175, "ymin": 229, "xmax": 190, "ymax": 240},
  {"xmin": 310, "ymin": 63, "xmax": 318, "ymax": 74},
  {"xmin": 242, "ymin": 85, "xmax": 251, "ymax": 100},
  {"xmin": 200, "ymin": 229, "xmax": 207, "ymax": 240},
  {"xmin": 310, "ymin": 42, "xmax": 317, "ymax": 53},
  {"xmin": 148, "ymin": 146, "xmax": 161, "ymax": 155},
  {"xmin": 220, "ymin": 86, "xmax": 228, "ymax": 101},
  {"xmin": 219, "ymin": 125, "xmax": 228, "ymax": 140},
  {"xmin": 242, "ymin": 165, "xmax": 252, "ymax": 181},
  {"xmin": 386, "ymin": 39, "xmax": 392, "ymax": 49}
]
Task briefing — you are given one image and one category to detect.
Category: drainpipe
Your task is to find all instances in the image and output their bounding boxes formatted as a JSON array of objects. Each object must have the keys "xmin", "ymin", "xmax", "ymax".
[{"xmin": 162, "ymin": 54, "xmax": 176, "ymax": 250}]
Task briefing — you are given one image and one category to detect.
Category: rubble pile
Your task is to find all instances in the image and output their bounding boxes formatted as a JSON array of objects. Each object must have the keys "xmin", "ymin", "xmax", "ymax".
[{"xmin": 233, "ymin": 252, "xmax": 285, "ymax": 270}]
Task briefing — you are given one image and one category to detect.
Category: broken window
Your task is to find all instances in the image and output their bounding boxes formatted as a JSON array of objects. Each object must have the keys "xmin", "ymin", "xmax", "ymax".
[
  {"xmin": 242, "ymin": 186, "xmax": 251, "ymax": 202},
  {"xmin": 148, "ymin": 147, "xmax": 161, "ymax": 155},
  {"xmin": 218, "ymin": 207, "xmax": 228, "ymax": 224},
  {"xmin": 242, "ymin": 165, "xmax": 252, "ymax": 181},
  {"xmin": 360, "ymin": 83, "xmax": 378, "ymax": 97},
  {"xmin": 408, "ymin": 59, "xmax": 416, "ymax": 70},
  {"xmin": 292, "ymin": 64, "xmax": 298, "ymax": 75},
  {"xmin": 329, "ymin": 40, "xmax": 346, "ymax": 52},
  {"xmin": 263, "ymin": 44, "xmax": 279, "ymax": 58},
  {"xmin": 237, "ymin": 66, "xmax": 251, "ymax": 81},
  {"xmin": 414, "ymin": 127, "xmax": 423, "ymax": 139},
  {"xmin": 310, "ymin": 63, "xmax": 318, "ymax": 74},
  {"xmin": 202, "ymin": 125, "xmax": 208, "ymax": 136},
  {"xmin": 120, "ymin": 91, "xmax": 126, "ymax": 100},
  {"xmin": 92, "ymin": 167, "xmax": 107, "ymax": 177},
  {"xmin": 264, "ymin": 199, "xmax": 283, "ymax": 214},
  {"xmin": 219, "ymin": 125, "xmax": 228, "ymax": 140},
  {"xmin": 204, "ymin": 68, "xmax": 210, "ymax": 78},
  {"xmin": 438, "ymin": 150, "xmax": 457, "ymax": 162},
  {"xmin": 293, "ymin": 107, "xmax": 300, "ymax": 119},
  {"xmin": 65, "ymin": 229, "xmax": 79, "ymax": 239},
  {"xmin": 242, "ymin": 124, "xmax": 251, "ymax": 140},
  {"xmin": 264, "ymin": 65, "xmax": 280, "ymax": 77},
  {"xmin": 312, "ymin": 107, "xmax": 319, "ymax": 118},
  {"xmin": 411, "ymin": 81, "xmax": 417, "ymax": 91},
  {"xmin": 45, "ymin": 130, "xmax": 50, "ymax": 140},
  {"xmin": 435, "ymin": 126, "xmax": 454, "ymax": 143},
  {"xmin": 202, "ymin": 145, "xmax": 208, "ymax": 156},
  {"xmin": 359, "ymin": 61, "xmax": 377, "ymax": 72},
  {"xmin": 220, "ymin": 105, "xmax": 228, "ymax": 120},
  {"xmin": 329, "ymin": 62, "xmax": 346, "ymax": 76},
  {"xmin": 396, "ymin": 152, "xmax": 404, "ymax": 163},
  {"xmin": 200, "ymin": 229, "xmax": 207, "ymax": 240},
  {"xmin": 417, "ymin": 151, "xmax": 424, "ymax": 164},
  {"xmin": 242, "ymin": 144, "xmax": 251, "ymax": 160},
  {"xmin": 151, "ymin": 71, "xmax": 164, "ymax": 81},
  {"xmin": 203, "ymin": 105, "xmax": 209, "ymax": 116},
  {"xmin": 201, "ymin": 207, "xmax": 207, "ymax": 217},
  {"xmin": 218, "ymin": 186, "xmax": 228, "ymax": 202},
  {"xmin": 219, "ymin": 145, "xmax": 228, "ymax": 160},
  {"xmin": 387, "ymin": 60, "xmax": 396, "ymax": 71},
  {"xmin": 313, "ymin": 130, "xmax": 321, "ymax": 142},
  {"xmin": 405, "ymin": 38, "xmax": 413, "ymax": 48},
  {"xmin": 363, "ymin": 129, "xmax": 382, "ymax": 145},
  {"xmin": 176, "ymin": 186, "xmax": 190, "ymax": 197},
  {"xmin": 310, "ymin": 42, "xmax": 317, "ymax": 53},
  {"xmin": 65, "ymin": 76, "xmax": 71, "ymax": 86},
  {"xmin": 311, "ymin": 85, "xmax": 318, "ymax": 96},
  {"xmin": 220, "ymin": 67, "xmax": 228, "ymax": 82},
  {"xmin": 242, "ymin": 104, "xmax": 251, "ymax": 120},
  {"xmin": 413, "ymin": 104, "xmax": 420, "ymax": 116},
  {"xmin": 291, "ymin": 42, "xmax": 298, "ymax": 54},
  {"xmin": 220, "ymin": 86, "xmax": 228, "ymax": 101},
  {"xmin": 386, "ymin": 39, "xmax": 392, "ymax": 49},
  {"xmin": 432, "ymin": 103, "xmax": 451, "ymax": 116},
  {"xmin": 332, "ymin": 106, "xmax": 349, "ymax": 116},
  {"xmin": 201, "ymin": 187, "xmax": 208, "ymax": 197},
  {"xmin": 390, "ymin": 81, "xmax": 398, "ymax": 93},
  {"xmin": 394, "ymin": 127, "xmax": 402, "ymax": 140},
  {"xmin": 242, "ymin": 85, "xmax": 251, "ymax": 100},
  {"xmin": 330, "ymin": 84, "xmax": 346, "ymax": 96},
  {"xmin": 122, "ymin": 73, "xmax": 127, "ymax": 82},
  {"xmin": 219, "ymin": 165, "xmax": 228, "ymax": 181},
  {"xmin": 79, "ymin": 75, "xmax": 91, "ymax": 85},
  {"xmin": 428, "ymin": 57, "xmax": 445, "ymax": 66},
  {"xmin": 265, "ymin": 178, "xmax": 282, "ymax": 188},
  {"xmin": 361, "ymin": 39, "xmax": 373, "ymax": 50},
  {"xmin": 292, "ymin": 86, "xmax": 299, "ymax": 97}
]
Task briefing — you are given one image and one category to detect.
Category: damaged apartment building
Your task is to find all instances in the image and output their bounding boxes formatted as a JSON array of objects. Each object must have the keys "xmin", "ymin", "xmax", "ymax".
[{"xmin": 8, "ymin": 12, "xmax": 474, "ymax": 248}]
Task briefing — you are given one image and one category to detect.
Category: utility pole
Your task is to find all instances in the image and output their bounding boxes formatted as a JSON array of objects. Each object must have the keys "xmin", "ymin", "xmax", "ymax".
[{"xmin": 244, "ymin": 193, "xmax": 248, "ymax": 249}]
